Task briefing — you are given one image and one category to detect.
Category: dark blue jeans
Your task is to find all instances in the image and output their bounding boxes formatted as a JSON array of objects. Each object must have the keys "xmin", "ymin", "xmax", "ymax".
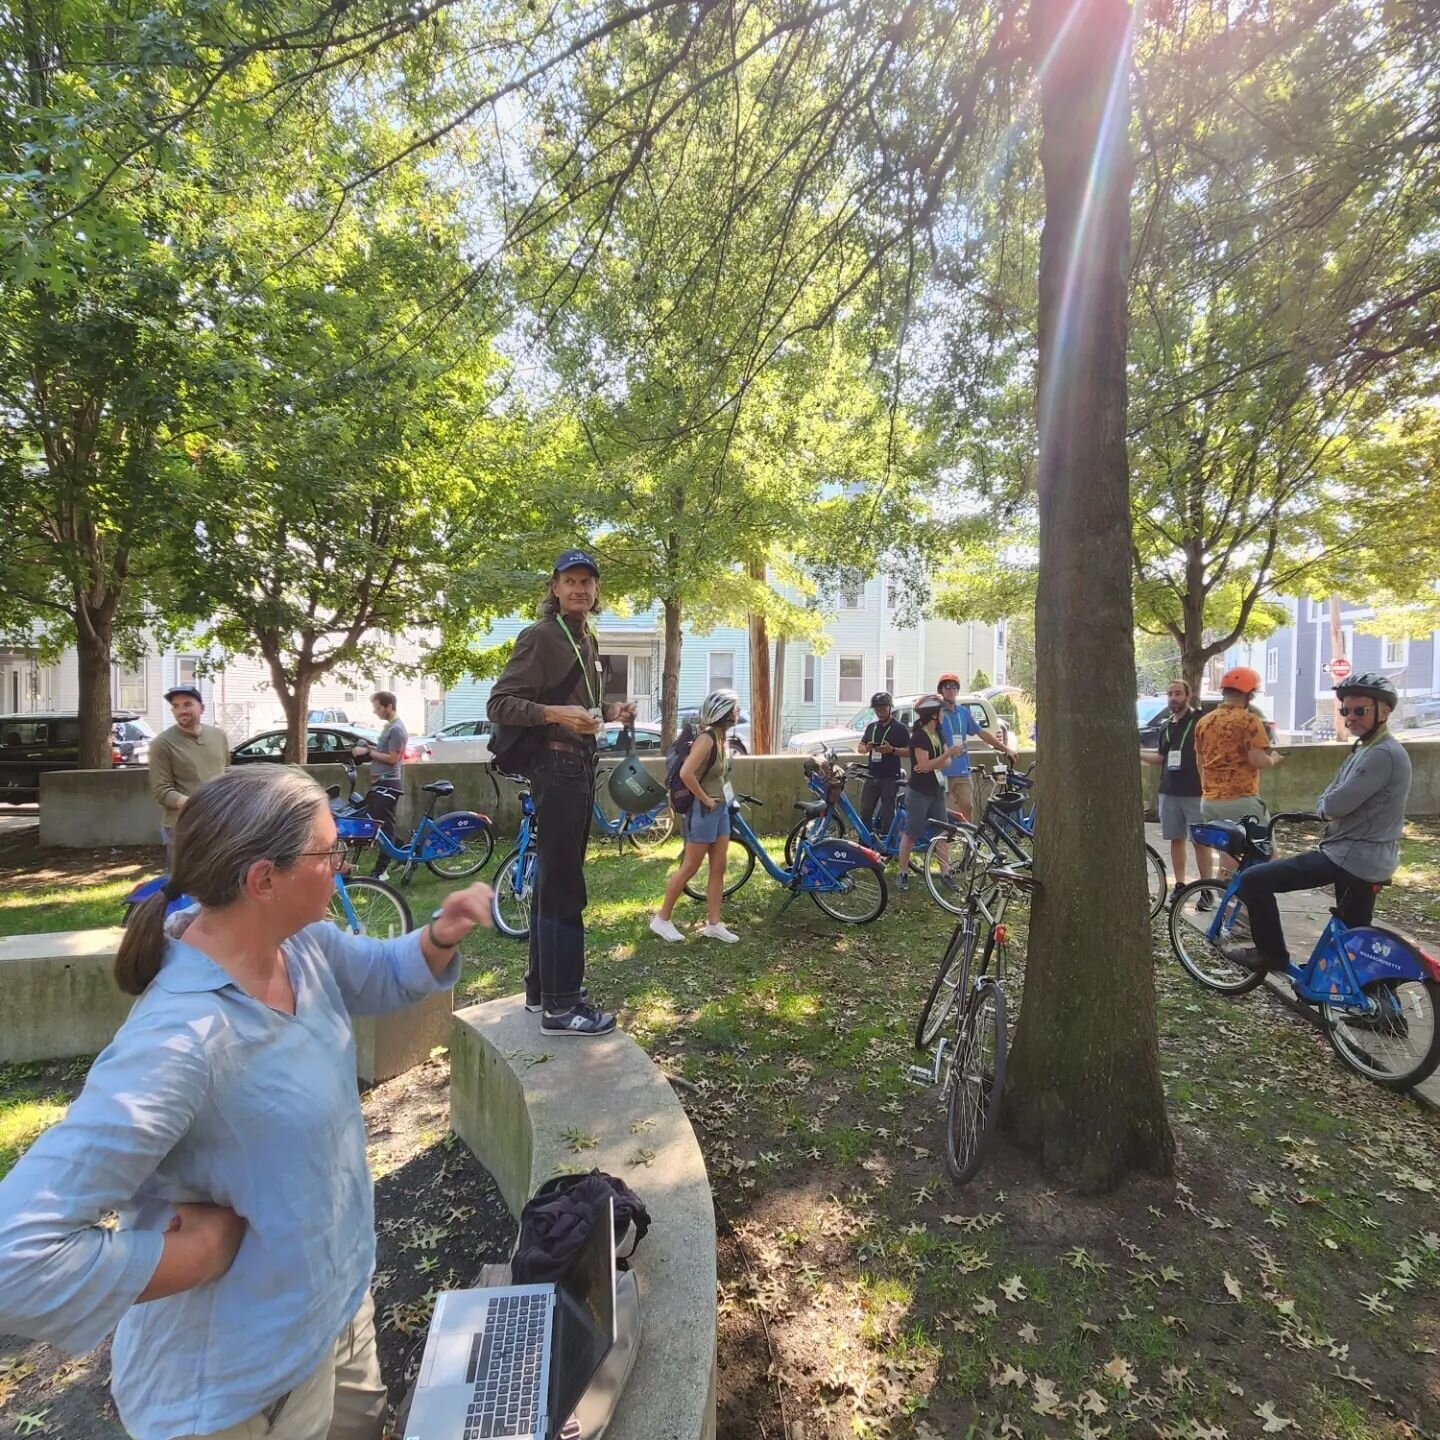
[
  {"xmin": 527, "ymin": 748, "xmax": 595, "ymax": 1009},
  {"xmin": 1234, "ymin": 850, "xmax": 1377, "ymax": 963}
]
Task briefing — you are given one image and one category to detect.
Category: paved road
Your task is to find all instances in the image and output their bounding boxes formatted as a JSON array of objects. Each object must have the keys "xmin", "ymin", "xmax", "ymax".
[
  {"xmin": 1147, "ymin": 822, "xmax": 1439, "ymax": 1112},
  {"xmin": 0, "ymin": 806, "xmax": 38, "ymax": 841}
]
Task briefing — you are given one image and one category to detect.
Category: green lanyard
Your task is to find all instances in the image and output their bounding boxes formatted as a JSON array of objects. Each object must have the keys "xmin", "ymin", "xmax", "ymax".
[
  {"xmin": 555, "ymin": 618, "xmax": 599, "ymax": 710},
  {"xmin": 1163, "ymin": 714, "xmax": 1196, "ymax": 753}
]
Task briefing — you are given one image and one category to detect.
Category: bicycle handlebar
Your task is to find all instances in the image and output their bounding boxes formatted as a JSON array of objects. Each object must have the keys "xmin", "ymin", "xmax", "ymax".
[{"xmin": 1268, "ymin": 810, "xmax": 1321, "ymax": 832}]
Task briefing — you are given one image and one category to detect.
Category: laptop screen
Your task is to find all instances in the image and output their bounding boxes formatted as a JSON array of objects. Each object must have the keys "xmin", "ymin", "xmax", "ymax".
[{"xmin": 547, "ymin": 1197, "xmax": 618, "ymax": 1438}]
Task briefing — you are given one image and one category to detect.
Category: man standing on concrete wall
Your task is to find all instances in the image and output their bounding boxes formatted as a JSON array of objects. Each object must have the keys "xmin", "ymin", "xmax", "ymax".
[{"xmin": 149, "ymin": 685, "xmax": 230, "ymax": 855}]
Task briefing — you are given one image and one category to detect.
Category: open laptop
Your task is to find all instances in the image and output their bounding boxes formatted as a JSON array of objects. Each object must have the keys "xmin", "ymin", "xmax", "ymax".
[{"xmin": 404, "ymin": 1198, "xmax": 617, "ymax": 1440}]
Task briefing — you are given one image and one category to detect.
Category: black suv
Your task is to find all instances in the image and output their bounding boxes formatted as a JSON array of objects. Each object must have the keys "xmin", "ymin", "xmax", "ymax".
[{"xmin": 0, "ymin": 711, "xmax": 145, "ymax": 805}]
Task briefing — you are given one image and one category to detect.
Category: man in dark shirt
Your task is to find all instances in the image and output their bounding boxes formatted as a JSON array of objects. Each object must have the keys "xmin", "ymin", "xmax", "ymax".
[
  {"xmin": 352, "ymin": 690, "xmax": 408, "ymax": 879},
  {"xmin": 856, "ymin": 691, "xmax": 910, "ymax": 839},
  {"xmin": 487, "ymin": 549, "xmax": 636, "ymax": 1037},
  {"xmin": 1141, "ymin": 680, "xmax": 1211, "ymax": 902}
]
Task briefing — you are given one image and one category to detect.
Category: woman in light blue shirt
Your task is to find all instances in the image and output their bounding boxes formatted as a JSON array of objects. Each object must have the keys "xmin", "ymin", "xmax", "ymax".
[{"xmin": 0, "ymin": 766, "xmax": 492, "ymax": 1440}]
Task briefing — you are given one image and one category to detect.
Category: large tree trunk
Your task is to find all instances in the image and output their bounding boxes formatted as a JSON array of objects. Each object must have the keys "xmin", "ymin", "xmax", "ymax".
[
  {"xmin": 266, "ymin": 652, "xmax": 314, "ymax": 765},
  {"xmin": 74, "ymin": 600, "xmax": 115, "ymax": 770},
  {"xmin": 660, "ymin": 598, "xmax": 682, "ymax": 747},
  {"xmin": 1002, "ymin": 0, "xmax": 1175, "ymax": 1191},
  {"xmin": 747, "ymin": 563, "xmax": 773, "ymax": 753}
]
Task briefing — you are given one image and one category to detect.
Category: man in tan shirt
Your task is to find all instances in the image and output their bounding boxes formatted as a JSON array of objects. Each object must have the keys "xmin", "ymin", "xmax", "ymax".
[{"xmin": 148, "ymin": 684, "xmax": 231, "ymax": 853}]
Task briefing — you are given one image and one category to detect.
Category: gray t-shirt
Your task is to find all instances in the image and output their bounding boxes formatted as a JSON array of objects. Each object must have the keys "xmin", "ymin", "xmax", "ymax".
[
  {"xmin": 371, "ymin": 718, "xmax": 408, "ymax": 783},
  {"xmin": 1317, "ymin": 730, "xmax": 1412, "ymax": 882}
]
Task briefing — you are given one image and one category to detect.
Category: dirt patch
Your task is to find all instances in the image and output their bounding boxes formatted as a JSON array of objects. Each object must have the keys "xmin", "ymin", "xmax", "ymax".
[{"xmin": 0, "ymin": 1058, "xmax": 512, "ymax": 1438}]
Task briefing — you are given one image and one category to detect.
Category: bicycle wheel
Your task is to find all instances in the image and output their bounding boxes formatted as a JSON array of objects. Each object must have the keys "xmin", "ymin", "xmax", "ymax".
[
  {"xmin": 945, "ymin": 980, "xmax": 1007, "ymax": 1185},
  {"xmin": 1167, "ymin": 879, "xmax": 1266, "ymax": 994},
  {"xmin": 425, "ymin": 819, "xmax": 496, "ymax": 878},
  {"xmin": 916, "ymin": 919, "xmax": 973, "ymax": 1050},
  {"xmin": 809, "ymin": 864, "xmax": 887, "ymax": 924},
  {"xmin": 1322, "ymin": 979, "xmax": 1440, "ymax": 1091},
  {"xmin": 684, "ymin": 836, "xmax": 756, "ymax": 900},
  {"xmin": 1144, "ymin": 843, "xmax": 1167, "ymax": 920},
  {"xmin": 783, "ymin": 811, "xmax": 847, "ymax": 867},
  {"xmin": 624, "ymin": 807, "xmax": 675, "ymax": 853},
  {"xmin": 921, "ymin": 827, "xmax": 981, "ymax": 916},
  {"xmin": 491, "ymin": 849, "xmax": 536, "ymax": 938},
  {"xmin": 328, "ymin": 877, "xmax": 413, "ymax": 938}
]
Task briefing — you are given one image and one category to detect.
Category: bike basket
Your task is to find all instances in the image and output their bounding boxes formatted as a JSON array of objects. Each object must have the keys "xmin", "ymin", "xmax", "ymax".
[
  {"xmin": 991, "ymin": 788, "xmax": 1025, "ymax": 813},
  {"xmin": 1189, "ymin": 819, "xmax": 1247, "ymax": 858}
]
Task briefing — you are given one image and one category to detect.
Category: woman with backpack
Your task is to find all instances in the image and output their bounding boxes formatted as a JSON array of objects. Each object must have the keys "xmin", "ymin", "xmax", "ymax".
[{"xmin": 650, "ymin": 690, "xmax": 742, "ymax": 944}]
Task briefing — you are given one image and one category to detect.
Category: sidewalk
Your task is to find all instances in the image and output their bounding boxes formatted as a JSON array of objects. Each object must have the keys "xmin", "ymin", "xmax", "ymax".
[{"xmin": 1146, "ymin": 824, "xmax": 1440, "ymax": 1113}]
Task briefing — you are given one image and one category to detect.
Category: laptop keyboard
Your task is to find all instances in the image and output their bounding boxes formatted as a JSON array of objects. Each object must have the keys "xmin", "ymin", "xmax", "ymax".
[{"xmin": 462, "ymin": 1292, "xmax": 549, "ymax": 1439}]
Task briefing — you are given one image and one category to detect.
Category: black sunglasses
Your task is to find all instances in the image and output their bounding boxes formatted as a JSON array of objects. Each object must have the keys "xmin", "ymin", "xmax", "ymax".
[{"xmin": 1339, "ymin": 705, "xmax": 1373, "ymax": 717}]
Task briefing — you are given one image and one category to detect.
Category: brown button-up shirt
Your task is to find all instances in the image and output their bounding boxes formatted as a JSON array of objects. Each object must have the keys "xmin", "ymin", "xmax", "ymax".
[{"xmin": 487, "ymin": 613, "xmax": 606, "ymax": 747}]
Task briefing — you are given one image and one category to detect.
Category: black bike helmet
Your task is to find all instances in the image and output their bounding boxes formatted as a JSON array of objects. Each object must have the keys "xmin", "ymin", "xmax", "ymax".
[
  {"xmin": 870, "ymin": 691, "xmax": 893, "ymax": 709},
  {"xmin": 1334, "ymin": 672, "xmax": 1399, "ymax": 709}
]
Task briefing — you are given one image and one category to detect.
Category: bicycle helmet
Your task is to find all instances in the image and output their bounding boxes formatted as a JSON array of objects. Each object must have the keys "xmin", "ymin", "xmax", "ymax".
[
  {"xmin": 936, "ymin": 672, "xmax": 961, "ymax": 688},
  {"xmin": 699, "ymin": 688, "xmax": 740, "ymax": 726},
  {"xmin": 1219, "ymin": 665, "xmax": 1262, "ymax": 695},
  {"xmin": 606, "ymin": 724, "xmax": 669, "ymax": 813},
  {"xmin": 870, "ymin": 691, "xmax": 893, "ymax": 709},
  {"xmin": 1334, "ymin": 672, "xmax": 1399, "ymax": 709},
  {"xmin": 914, "ymin": 692, "xmax": 944, "ymax": 717}
]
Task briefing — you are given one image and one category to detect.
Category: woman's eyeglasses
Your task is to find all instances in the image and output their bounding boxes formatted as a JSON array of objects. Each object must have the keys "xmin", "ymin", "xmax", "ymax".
[
  {"xmin": 298, "ymin": 841, "xmax": 349, "ymax": 872},
  {"xmin": 1339, "ymin": 705, "xmax": 1372, "ymax": 718}
]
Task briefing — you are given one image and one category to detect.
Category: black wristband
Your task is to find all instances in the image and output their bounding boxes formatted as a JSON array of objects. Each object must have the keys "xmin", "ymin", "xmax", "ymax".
[{"xmin": 427, "ymin": 910, "xmax": 462, "ymax": 950}]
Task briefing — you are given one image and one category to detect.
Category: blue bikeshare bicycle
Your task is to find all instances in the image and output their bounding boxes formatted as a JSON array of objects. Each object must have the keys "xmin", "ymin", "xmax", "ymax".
[
  {"xmin": 593, "ymin": 731, "xmax": 674, "ymax": 851},
  {"xmin": 331, "ymin": 763, "xmax": 495, "ymax": 883},
  {"xmin": 1168, "ymin": 812, "xmax": 1440, "ymax": 1090},
  {"xmin": 682, "ymin": 780, "xmax": 890, "ymax": 923},
  {"xmin": 490, "ymin": 773, "xmax": 538, "ymax": 937}
]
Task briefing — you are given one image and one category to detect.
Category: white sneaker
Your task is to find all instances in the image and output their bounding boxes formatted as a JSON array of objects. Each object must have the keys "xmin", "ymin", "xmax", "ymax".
[
  {"xmin": 649, "ymin": 915, "xmax": 686, "ymax": 944},
  {"xmin": 700, "ymin": 922, "xmax": 740, "ymax": 944}
]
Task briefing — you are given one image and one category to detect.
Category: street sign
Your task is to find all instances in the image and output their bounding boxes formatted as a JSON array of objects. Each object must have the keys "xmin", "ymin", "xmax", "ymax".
[{"xmin": 1328, "ymin": 657, "xmax": 1352, "ymax": 681}]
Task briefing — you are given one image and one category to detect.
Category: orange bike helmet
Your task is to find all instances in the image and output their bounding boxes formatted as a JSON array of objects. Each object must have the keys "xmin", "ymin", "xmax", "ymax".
[
  {"xmin": 1219, "ymin": 666, "xmax": 1262, "ymax": 694},
  {"xmin": 936, "ymin": 672, "xmax": 961, "ymax": 688}
]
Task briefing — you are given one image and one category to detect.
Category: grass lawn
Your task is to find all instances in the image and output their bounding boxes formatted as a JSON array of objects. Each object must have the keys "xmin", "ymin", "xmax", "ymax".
[{"xmin": 2, "ymin": 819, "xmax": 1439, "ymax": 1438}]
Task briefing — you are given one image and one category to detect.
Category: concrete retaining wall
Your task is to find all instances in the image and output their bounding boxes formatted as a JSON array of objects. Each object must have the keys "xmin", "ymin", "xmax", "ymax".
[
  {"xmin": 34, "ymin": 740, "xmax": 1440, "ymax": 848},
  {"xmin": 450, "ymin": 996, "xmax": 717, "ymax": 1440},
  {"xmin": 0, "ymin": 927, "xmax": 450, "ymax": 1085}
]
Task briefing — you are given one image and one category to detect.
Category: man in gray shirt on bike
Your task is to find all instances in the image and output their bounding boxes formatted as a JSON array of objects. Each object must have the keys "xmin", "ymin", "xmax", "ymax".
[
  {"xmin": 1225, "ymin": 673, "xmax": 1412, "ymax": 972},
  {"xmin": 353, "ymin": 690, "xmax": 408, "ymax": 878}
]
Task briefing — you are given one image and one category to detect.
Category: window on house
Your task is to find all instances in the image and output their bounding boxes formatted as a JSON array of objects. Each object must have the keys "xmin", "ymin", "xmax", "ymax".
[
  {"xmin": 884, "ymin": 655, "xmax": 896, "ymax": 695},
  {"xmin": 177, "ymin": 655, "xmax": 201, "ymax": 687},
  {"xmin": 1383, "ymin": 636, "xmax": 1406, "ymax": 668},
  {"xmin": 1266, "ymin": 648, "xmax": 1279, "ymax": 685},
  {"xmin": 840, "ymin": 583, "xmax": 862, "ymax": 610},
  {"xmin": 837, "ymin": 654, "xmax": 864, "ymax": 704},
  {"xmin": 116, "ymin": 664, "xmax": 146, "ymax": 711},
  {"xmin": 884, "ymin": 579, "xmax": 897, "ymax": 610},
  {"xmin": 708, "ymin": 651, "xmax": 734, "ymax": 692},
  {"xmin": 802, "ymin": 654, "xmax": 816, "ymax": 705}
]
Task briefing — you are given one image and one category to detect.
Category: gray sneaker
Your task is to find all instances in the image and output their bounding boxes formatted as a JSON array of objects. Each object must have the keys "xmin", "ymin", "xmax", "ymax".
[{"xmin": 541, "ymin": 1000, "xmax": 617, "ymax": 1037}]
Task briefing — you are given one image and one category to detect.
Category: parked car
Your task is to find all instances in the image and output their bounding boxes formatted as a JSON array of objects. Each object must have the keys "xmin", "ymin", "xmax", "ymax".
[
  {"xmin": 0, "ymin": 710, "xmax": 143, "ymax": 804},
  {"xmin": 231, "ymin": 723, "xmax": 428, "ymax": 767},
  {"xmin": 597, "ymin": 721, "xmax": 665, "ymax": 754},
  {"xmin": 787, "ymin": 693, "xmax": 1002, "ymax": 758},
  {"xmin": 676, "ymin": 707, "xmax": 751, "ymax": 753},
  {"xmin": 112, "ymin": 715, "xmax": 154, "ymax": 766},
  {"xmin": 416, "ymin": 718, "xmax": 493, "ymax": 763},
  {"xmin": 1136, "ymin": 696, "xmax": 1278, "ymax": 748},
  {"xmin": 306, "ymin": 707, "xmax": 354, "ymax": 724}
]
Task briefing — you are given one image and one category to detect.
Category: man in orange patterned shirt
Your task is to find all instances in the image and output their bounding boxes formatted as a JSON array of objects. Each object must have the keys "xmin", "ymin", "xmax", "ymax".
[{"xmin": 1194, "ymin": 667, "xmax": 1285, "ymax": 866}]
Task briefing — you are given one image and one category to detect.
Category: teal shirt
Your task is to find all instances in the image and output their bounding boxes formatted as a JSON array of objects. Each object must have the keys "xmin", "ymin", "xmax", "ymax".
[{"xmin": 0, "ymin": 923, "xmax": 458, "ymax": 1439}]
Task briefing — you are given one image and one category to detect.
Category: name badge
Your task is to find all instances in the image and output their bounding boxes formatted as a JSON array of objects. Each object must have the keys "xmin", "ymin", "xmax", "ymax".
[
  {"xmin": 1167, "ymin": 749, "xmax": 1183, "ymax": 771},
  {"xmin": 723, "ymin": 779, "xmax": 736, "ymax": 805}
]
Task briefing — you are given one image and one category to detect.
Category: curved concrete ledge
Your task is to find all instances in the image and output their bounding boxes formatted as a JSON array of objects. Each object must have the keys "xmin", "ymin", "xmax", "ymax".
[{"xmin": 449, "ymin": 996, "xmax": 717, "ymax": 1440}]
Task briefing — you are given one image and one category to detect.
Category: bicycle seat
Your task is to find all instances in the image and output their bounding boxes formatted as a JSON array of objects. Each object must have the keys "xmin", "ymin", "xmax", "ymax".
[
  {"xmin": 422, "ymin": 780, "xmax": 455, "ymax": 797},
  {"xmin": 793, "ymin": 799, "xmax": 828, "ymax": 817},
  {"xmin": 986, "ymin": 865, "xmax": 1037, "ymax": 893}
]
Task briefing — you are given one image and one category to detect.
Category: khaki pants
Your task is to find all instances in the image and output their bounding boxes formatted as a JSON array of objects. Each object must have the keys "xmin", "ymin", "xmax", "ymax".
[
  {"xmin": 946, "ymin": 774, "xmax": 975, "ymax": 821},
  {"xmin": 172, "ymin": 1293, "xmax": 386, "ymax": 1440}
]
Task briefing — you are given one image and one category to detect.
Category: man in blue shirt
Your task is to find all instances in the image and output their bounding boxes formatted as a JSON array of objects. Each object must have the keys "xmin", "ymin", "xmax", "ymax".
[{"xmin": 936, "ymin": 673, "xmax": 1015, "ymax": 819}]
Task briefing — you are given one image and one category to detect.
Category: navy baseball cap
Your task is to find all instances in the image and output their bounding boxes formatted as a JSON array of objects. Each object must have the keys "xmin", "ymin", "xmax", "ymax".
[
  {"xmin": 164, "ymin": 685, "xmax": 203, "ymax": 703},
  {"xmin": 553, "ymin": 548, "xmax": 600, "ymax": 577}
]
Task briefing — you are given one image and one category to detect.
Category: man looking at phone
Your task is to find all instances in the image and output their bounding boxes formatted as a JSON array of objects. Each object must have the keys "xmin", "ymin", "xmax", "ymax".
[{"xmin": 857, "ymin": 691, "xmax": 910, "ymax": 837}]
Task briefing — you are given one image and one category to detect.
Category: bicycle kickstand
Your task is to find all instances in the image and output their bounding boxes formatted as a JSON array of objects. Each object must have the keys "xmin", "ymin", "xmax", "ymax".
[{"xmin": 772, "ymin": 884, "xmax": 804, "ymax": 921}]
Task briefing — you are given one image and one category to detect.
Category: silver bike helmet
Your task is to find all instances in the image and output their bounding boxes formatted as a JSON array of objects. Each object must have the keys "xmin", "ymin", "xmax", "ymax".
[
  {"xmin": 1334, "ymin": 672, "xmax": 1399, "ymax": 709},
  {"xmin": 699, "ymin": 688, "xmax": 740, "ymax": 726},
  {"xmin": 913, "ymin": 692, "xmax": 944, "ymax": 718}
]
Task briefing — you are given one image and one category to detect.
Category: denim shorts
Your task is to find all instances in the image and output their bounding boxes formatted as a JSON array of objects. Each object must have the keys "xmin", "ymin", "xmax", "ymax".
[
  {"xmin": 903, "ymin": 788, "xmax": 948, "ymax": 841},
  {"xmin": 684, "ymin": 802, "xmax": 731, "ymax": 845}
]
